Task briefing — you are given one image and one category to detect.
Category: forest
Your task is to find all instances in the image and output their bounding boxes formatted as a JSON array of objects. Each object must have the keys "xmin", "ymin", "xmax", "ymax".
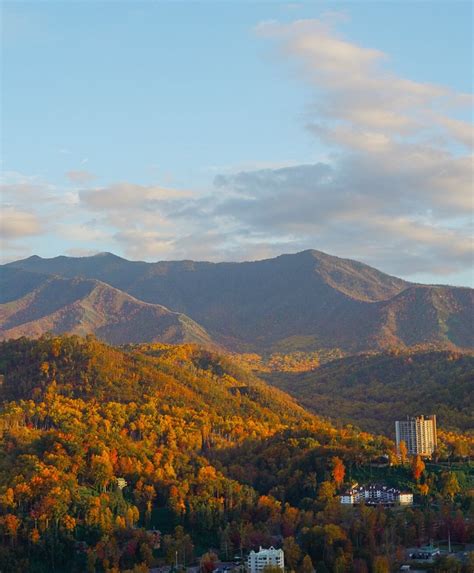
[
  {"xmin": 0, "ymin": 336, "xmax": 472, "ymax": 572},
  {"xmin": 265, "ymin": 350, "xmax": 474, "ymax": 436}
]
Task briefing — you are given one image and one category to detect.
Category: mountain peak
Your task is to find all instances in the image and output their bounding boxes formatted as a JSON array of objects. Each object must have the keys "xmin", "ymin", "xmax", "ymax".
[{"xmin": 90, "ymin": 251, "xmax": 126, "ymax": 261}]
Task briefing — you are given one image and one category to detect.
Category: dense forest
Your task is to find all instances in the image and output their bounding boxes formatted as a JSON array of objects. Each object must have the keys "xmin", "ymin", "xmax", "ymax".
[
  {"xmin": 0, "ymin": 336, "xmax": 472, "ymax": 572},
  {"xmin": 266, "ymin": 350, "xmax": 474, "ymax": 436}
]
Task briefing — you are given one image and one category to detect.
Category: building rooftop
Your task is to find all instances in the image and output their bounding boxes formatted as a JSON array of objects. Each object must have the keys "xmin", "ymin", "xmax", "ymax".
[{"xmin": 342, "ymin": 483, "xmax": 411, "ymax": 496}]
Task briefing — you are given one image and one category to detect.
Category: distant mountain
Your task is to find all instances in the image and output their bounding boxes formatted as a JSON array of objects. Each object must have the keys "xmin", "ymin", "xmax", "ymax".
[
  {"xmin": 4, "ymin": 249, "xmax": 473, "ymax": 351},
  {"xmin": 266, "ymin": 349, "xmax": 474, "ymax": 435},
  {"xmin": 0, "ymin": 267, "xmax": 213, "ymax": 346}
]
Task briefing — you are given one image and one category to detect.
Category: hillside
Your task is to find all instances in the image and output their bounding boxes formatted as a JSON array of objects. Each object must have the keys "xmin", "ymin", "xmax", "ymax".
[
  {"xmin": 5, "ymin": 250, "xmax": 472, "ymax": 352},
  {"xmin": 0, "ymin": 336, "xmax": 472, "ymax": 572},
  {"xmin": 0, "ymin": 267, "xmax": 213, "ymax": 346},
  {"xmin": 266, "ymin": 350, "xmax": 474, "ymax": 436},
  {"xmin": 0, "ymin": 336, "xmax": 312, "ymax": 427}
]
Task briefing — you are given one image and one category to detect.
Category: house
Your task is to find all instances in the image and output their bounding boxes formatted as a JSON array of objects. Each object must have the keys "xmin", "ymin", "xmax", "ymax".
[
  {"xmin": 247, "ymin": 547, "xmax": 284, "ymax": 573},
  {"xmin": 408, "ymin": 545, "xmax": 441, "ymax": 562}
]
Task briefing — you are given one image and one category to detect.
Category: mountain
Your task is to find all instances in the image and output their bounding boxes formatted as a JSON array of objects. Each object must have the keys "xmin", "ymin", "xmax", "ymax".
[
  {"xmin": 4, "ymin": 249, "xmax": 473, "ymax": 351},
  {"xmin": 0, "ymin": 335, "xmax": 472, "ymax": 573},
  {"xmin": 0, "ymin": 335, "xmax": 411, "ymax": 572},
  {"xmin": 0, "ymin": 267, "xmax": 213, "ymax": 346},
  {"xmin": 265, "ymin": 349, "xmax": 474, "ymax": 436}
]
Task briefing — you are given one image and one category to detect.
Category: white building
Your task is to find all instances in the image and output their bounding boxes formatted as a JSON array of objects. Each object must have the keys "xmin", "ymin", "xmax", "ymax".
[
  {"xmin": 398, "ymin": 492, "xmax": 413, "ymax": 505},
  {"xmin": 340, "ymin": 484, "xmax": 413, "ymax": 506},
  {"xmin": 247, "ymin": 547, "xmax": 284, "ymax": 573},
  {"xmin": 395, "ymin": 415, "xmax": 437, "ymax": 457}
]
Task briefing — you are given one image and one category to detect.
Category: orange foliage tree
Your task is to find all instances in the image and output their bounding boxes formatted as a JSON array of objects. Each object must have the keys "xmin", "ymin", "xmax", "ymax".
[
  {"xmin": 411, "ymin": 455, "xmax": 425, "ymax": 481},
  {"xmin": 331, "ymin": 456, "xmax": 346, "ymax": 488}
]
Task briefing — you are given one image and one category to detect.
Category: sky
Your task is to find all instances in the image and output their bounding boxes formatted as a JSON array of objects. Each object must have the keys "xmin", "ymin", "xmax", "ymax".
[{"xmin": 1, "ymin": 1, "xmax": 473, "ymax": 286}]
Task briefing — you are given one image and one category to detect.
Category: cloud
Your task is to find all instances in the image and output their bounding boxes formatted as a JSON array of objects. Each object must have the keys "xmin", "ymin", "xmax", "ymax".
[
  {"xmin": 2, "ymin": 17, "xmax": 472, "ymax": 284},
  {"xmin": 256, "ymin": 18, "xmax": 472, "ymax": 152},
  {"xmin": 79, "ymin": 182, "xmax": 189, "ymax": 211},
  {"xmin": 58, "ymin": 222, "xmax": 110, "ymax": 242},
  {"xmin": 205, "ymin": 17, "xmax": 474, "ymax": 280},
  {"xmin": 0, "ymin": 206, "xmax": 43, "ymax": 239},
  {"xmin": 75, "ymin": 183, "xmax": 199, "ymax": 259},
  {"xmin": 0, "ymin": 175, "xmax": 81, "ymax": 260},
  {"xmin": 434, "ymin": 115, "xmax": 474, "ymax": 148},
  {"xmin": 208, "ymin": 151, "xmax": 472, "ymax": 278},
  {"xmin": 65, "ymin": 247, "xmax": 103, "ymax": 257},
  {"xmin": 1, "ymin": 182, "xmax": 55, "ymax": 204},
  {"xmin": 66, "ymin": 170, "xmax": 96, "ymax": 184},
  {"xmin": 114, "ymin": 229, "xmax": 174, "ymax": 260}
]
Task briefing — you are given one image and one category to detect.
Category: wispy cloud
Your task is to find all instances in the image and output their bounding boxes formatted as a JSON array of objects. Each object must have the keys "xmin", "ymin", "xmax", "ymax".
[
  {"xmin": 256, "ymin": 18, "xmax": 472, "ymax": 151},
  {"xmin": 201, "ymin": 17, "xmax": 472, "ymax": 278}
]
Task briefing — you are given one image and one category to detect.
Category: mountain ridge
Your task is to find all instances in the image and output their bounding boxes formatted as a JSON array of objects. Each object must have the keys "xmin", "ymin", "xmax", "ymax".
[
  {"xmin": 0, "ymin": 267, "xmax": 214, "ymax": 346},
  {"xmin": 3, "ymin": 249, "xmax": 473, "ymax": 352}
]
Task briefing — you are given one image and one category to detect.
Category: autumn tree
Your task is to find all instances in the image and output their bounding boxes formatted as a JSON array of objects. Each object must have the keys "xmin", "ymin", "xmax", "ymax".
[
  {"xmin": 399, "ymin": 440, "xmax": 408, "ymax": 464},
  {"xmin": 317, "ymin": 481, "xmax": 336, "ymax": 504},
  {"xmin": 283, "ymin": 536, "xmax": 302, "ymax": 571},
  {"xmin": 331, "ymin": 457, "xmax": 345, "ymax": 488},
  {"xmin": 298, "ymin": 555, "xmax": 314, "ymax": 573},
  {"xmin": 372, "ymin": 556, "xmax": 390, "ymax": 573},
  {"xmin": 411, "ymin": 455, "xmax": 425, "ymax": 481},
  {"xmin": 1, "ymin": 514, "xmax": 21, "ymax": 546},
  {"xmin": 200, "ymin": 552, "xmax": 218, "ymax": 573},
  {"xmin": 441, "ymin": 472, "xmax": 461, "ymax": 501}
]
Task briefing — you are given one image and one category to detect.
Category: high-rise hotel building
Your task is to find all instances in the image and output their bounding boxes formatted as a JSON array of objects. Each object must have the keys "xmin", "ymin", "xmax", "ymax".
[{"xmin": 395, "ymin": 415, "xmax": 437, "ymax": 457}]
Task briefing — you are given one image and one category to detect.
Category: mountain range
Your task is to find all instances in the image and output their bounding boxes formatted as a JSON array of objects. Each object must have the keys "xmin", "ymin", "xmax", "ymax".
[{"xmin": 2, "ymin": 249, "xmax": 473, "ymax": 352}]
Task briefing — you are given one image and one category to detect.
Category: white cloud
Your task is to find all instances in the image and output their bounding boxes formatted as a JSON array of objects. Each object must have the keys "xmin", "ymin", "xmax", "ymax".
[
  {"xmin": 58, "ymin": 222, "xmax": 110, "ymax": 242},
  {"xmin": 0, "ymin": 206, "xmax": 43, "ymax": 239},
  {"xmin": 114, "ymin": 229, "xmax": 174, "ymax": 260},
  {"xmin": 80, "ymin": 182, "xmax": 190, "ymax": 211},
  {"xmin": 256, "ymin": 18, "xmax": 472, "ymax": 152}
]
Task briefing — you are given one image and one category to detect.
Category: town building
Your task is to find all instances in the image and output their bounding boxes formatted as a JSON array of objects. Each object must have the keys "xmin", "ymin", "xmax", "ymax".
[
  {"xmin": 395, "ymin": 415, "xmax": 437, "ymax": 457},
  {"xmin": 408, "ymin": 545, "xmax": 441, "ymax": 562},
  {"xmin": 340, "ymin": 483, "xmax": 413, "ymax": 506},
  {"xmin": 247, "ymin": 547, "xmax": 284, "ymax": 573}
]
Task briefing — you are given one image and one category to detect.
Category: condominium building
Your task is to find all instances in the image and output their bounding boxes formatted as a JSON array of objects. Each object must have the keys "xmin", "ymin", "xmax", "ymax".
[
  {"xmin": 395, "ymin": 415, "xmax": 437, "ymax": 457},
  {"xmin": 340, "ymin": 483, "xmax": 413, "ymax": 506},
  {"xmin": 247, "ymin": 547, "xmax": 284, "ymax": 573}
]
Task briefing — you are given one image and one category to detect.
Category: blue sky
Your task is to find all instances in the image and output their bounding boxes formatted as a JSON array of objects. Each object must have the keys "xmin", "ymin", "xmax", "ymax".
[{"xmin": 2, "ymin": 1, "xmax": 473, "ymax": 286}]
